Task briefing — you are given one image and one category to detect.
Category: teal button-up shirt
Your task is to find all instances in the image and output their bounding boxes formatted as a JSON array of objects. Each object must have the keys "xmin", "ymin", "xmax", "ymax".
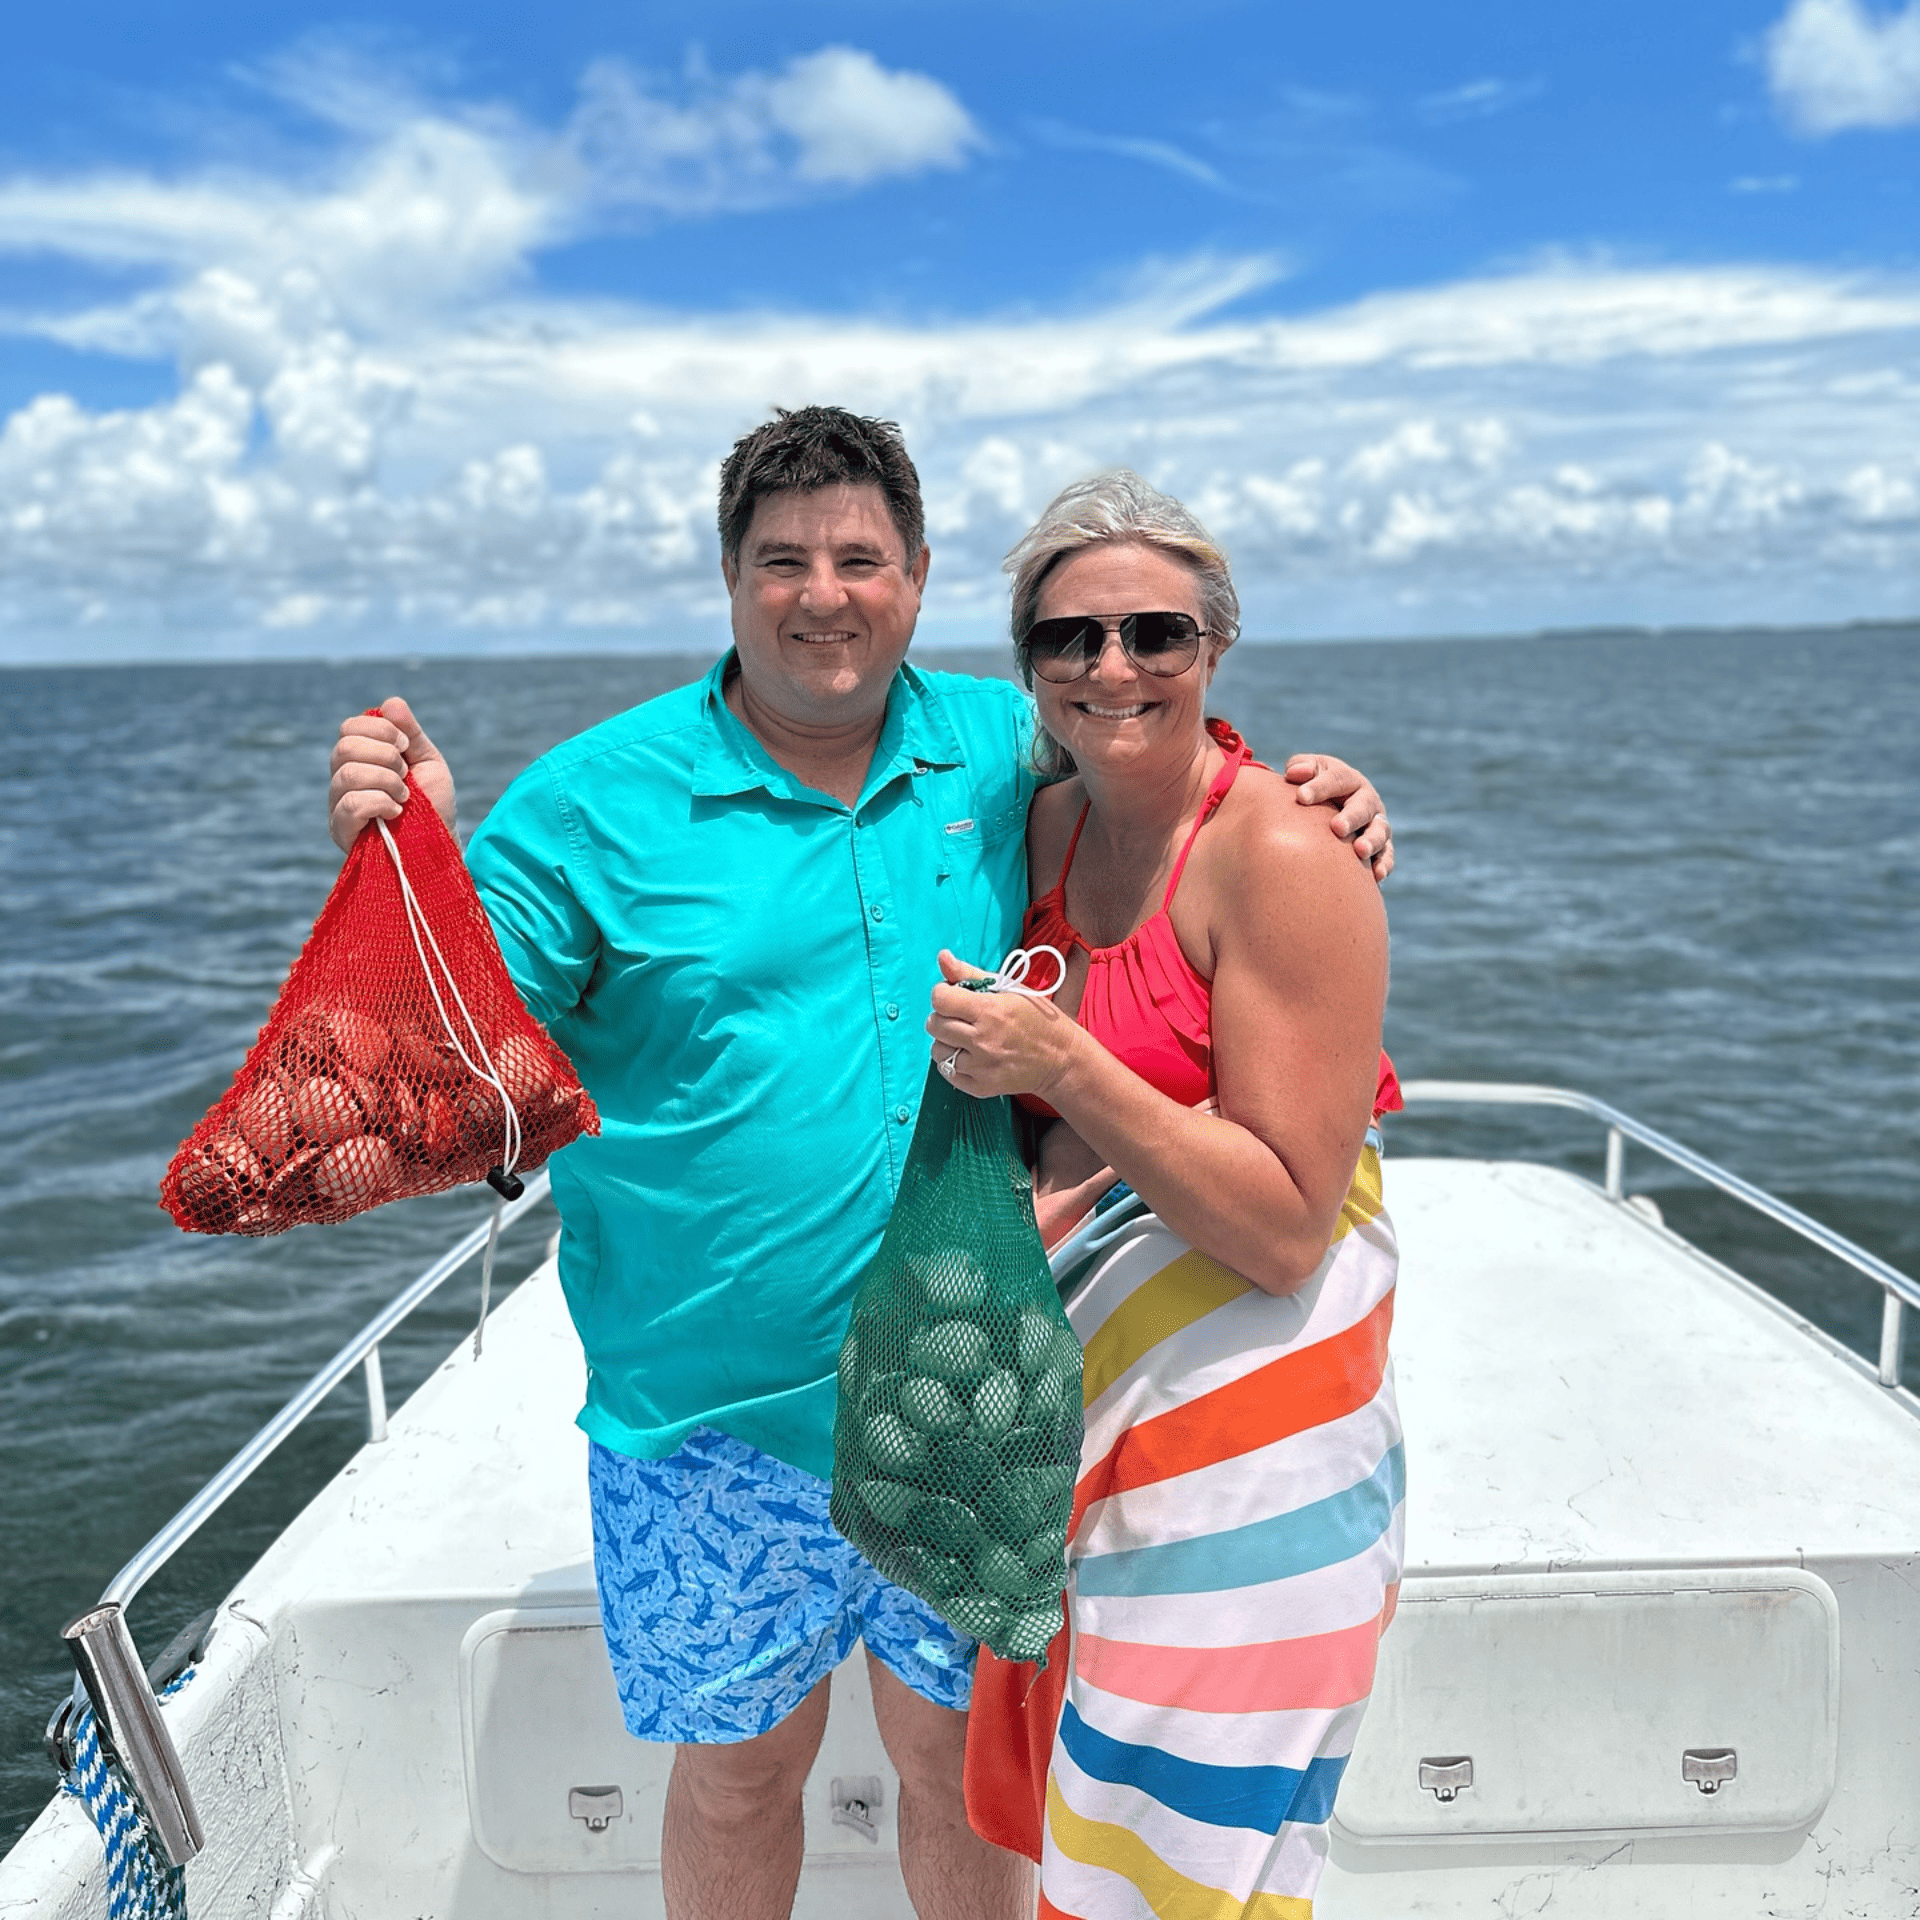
[{"xmin": 466, "ymin": 655, "xmax": 1038, "ymax": 1479}]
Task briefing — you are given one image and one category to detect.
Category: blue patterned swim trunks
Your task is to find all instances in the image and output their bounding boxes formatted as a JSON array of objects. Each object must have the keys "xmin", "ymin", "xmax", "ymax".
[{"xmin": 589, "ymin": 1429, "xmax": 976, "ymax": 1744}]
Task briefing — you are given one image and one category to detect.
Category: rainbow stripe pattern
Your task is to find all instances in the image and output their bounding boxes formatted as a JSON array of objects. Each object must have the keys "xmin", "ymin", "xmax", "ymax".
[{"xmin": 1038, "ymin": 1146, "xmax": 1403, "ymax": 1919}]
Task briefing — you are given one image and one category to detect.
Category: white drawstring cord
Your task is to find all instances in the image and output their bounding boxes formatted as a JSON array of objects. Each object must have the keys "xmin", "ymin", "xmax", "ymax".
[
  {"xmin": 970, "ymin": 944, "xmax": 1068, "ymax": 1000},
  {"xmin": 374, "ymin": 817, "xmax": 522, "ymax": 1357},
  {"xmin": 943, "ymin": 944, "xmax": 1070, "ymax": 1079},
  {"xmin": 474, "ymin": 1202, "xmax": 504, "ymax": 1360},
  {"xmin": 373, "ymin": 819, "xmax": 524, "ymax": 1178}
]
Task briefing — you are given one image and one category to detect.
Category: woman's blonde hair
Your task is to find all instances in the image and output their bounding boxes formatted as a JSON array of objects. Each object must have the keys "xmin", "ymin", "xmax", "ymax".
[{"xmin": 1003, "ymin": 468, "xmax": 1240, "ymax": 775}]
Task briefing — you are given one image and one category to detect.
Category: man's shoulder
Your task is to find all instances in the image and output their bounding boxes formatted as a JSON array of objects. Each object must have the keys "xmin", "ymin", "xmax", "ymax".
[
  {"xmin": 474, "ymin": 675, "xmax": 713, "ymax": 858},
  {"xmin": 906, "ymin": 663, "xmax": 1028, "ymax": 720},
  {"xmin": 536, "ymin": 672, "xmax": 714, "ymax": 789},
  {"xmin": 903, "ymin": 664, "xmax": 1031, "ymax": 775}
]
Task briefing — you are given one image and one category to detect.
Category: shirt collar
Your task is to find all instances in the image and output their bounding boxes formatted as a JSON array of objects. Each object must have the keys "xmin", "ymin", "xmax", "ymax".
[{"xmin": 690, "ymin": 652, "xmax": 967, "ymax": 807}]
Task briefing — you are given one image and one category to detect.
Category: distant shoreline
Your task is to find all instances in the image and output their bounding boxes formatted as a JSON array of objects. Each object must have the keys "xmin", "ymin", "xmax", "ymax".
[{"xmin": 1, "ymin": 616, "xmax": 1914, "ymax": 673}]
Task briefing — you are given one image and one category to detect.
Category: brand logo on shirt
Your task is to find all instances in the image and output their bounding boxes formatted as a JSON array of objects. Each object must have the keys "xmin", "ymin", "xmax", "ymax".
[{"xmin": 943, "ymin": 819, "xmax": 974, "ymax": 835}]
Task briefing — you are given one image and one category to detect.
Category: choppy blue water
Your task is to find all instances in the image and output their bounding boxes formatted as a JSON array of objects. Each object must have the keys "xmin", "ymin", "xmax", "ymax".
[{"xmin": 2, "ymin": 627, "xmax": 1915, "ymax": 1850}]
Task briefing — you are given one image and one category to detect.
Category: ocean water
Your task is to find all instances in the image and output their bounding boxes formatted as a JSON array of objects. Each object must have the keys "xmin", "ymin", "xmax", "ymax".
[{"xmin": 1, "ymin": 627, "xmax": 1915, "ymax": 1852}]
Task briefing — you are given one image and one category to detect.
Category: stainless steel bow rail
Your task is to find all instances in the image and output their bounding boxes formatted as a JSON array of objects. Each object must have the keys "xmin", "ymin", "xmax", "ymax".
[
  {"xmin": 1399, "ymin": 1081, "xmax": 1919, "ymax": 1393},
  {"xmin": 41, "ymin": 1083, "xmax": 1920, "ymax": 1867},
  {"xmin": 47, "ymin": 1171, "xmax": 554, "ymax": 1866}
]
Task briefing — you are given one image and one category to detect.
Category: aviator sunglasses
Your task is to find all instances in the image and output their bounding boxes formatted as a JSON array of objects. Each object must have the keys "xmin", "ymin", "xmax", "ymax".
[{"xmin": 1023, "ymin": 610, "xmax": 1206, "ymax": 683}]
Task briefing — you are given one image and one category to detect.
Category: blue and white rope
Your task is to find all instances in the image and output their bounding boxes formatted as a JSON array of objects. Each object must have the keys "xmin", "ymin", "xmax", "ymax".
[{"xmin": 60, "ymin": 1673, "xmax": 193, "ymax": 1920}]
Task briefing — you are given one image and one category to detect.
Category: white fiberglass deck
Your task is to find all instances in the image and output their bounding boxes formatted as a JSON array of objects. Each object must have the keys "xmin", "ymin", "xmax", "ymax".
[
  {"xmin": 1317, "ymin": 1160, "xmax": 1920, "ymax": 1920},
  {"xmin": 4, "ymin": 1155, "xmax": 1918, "ymax": 1919},
  {"xmin": 1388, "ymin": 1158, "xmax": 1920, "ymax": 1571}
]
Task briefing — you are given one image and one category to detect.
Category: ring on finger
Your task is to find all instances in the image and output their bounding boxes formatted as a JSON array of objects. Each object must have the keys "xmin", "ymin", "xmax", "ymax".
[{"xmin": 938, "ymin": 1048, "xmax": 962, "ymax": 1079}]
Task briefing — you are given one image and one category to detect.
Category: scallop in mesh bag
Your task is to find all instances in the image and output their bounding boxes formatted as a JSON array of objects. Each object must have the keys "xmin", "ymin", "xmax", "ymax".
[
  {"xmin": 161, "ymin": 753, "xmax": 597, "ymax": 1239},
  {"xmin": 830, "ymin": 1049, "xmax": 1082, "ymax": 1666}
]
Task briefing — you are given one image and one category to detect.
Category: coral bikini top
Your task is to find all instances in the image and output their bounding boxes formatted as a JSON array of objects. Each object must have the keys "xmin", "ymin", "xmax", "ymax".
[{"xmin": 1015, "ymin": 719, "xmax": 1401, "ymax": 1123}]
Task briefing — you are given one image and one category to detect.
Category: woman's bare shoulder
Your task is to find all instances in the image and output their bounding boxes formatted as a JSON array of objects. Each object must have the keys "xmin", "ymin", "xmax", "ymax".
[
  {"xmin": 1212, "ymin": 762, "xmax": 1379, "ymax": 907},
  {"xmin": 1026, "ymin": 775, "xmax": 1087, "ymax": 888},
  {"xmin": 1219, "ymin": 762, "xmax": 1340, "ymax": 848}
]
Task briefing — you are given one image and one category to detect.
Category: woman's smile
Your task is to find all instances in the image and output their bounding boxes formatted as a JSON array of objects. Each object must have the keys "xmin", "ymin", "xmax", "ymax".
[{"xmin": 1071, "ymin": 697, "xmax": 1156, "ymax": 720}]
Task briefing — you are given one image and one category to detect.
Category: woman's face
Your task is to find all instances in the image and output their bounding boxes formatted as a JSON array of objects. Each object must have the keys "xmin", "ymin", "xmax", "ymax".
[{"xmin": 1029, "ymin": 541, "xmax": 1221, "ymax": 778}]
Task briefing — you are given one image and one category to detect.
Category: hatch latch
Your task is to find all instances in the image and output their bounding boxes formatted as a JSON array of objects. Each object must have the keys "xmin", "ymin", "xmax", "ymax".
[
  {"xmin": 1682, "ymin": 1748, "xmax": 1738, "ymax": 1794},
  {"xmin": 831, "ymin": 1774, "xmax": 884, "ymax": 1842},
  {"xmin": 1418, "ymin": 1756, "xmax": 1474, "ymax": 1802},
  {"xmin": 568, "ymin": 1785, "xmax": 623, "ymax": 1832}
]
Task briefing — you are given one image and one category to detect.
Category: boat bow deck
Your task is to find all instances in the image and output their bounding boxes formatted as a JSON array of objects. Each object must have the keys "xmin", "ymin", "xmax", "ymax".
[{"xmin": 6, "ymin": 1152, "xmax": 1918, "ymax": 1918}]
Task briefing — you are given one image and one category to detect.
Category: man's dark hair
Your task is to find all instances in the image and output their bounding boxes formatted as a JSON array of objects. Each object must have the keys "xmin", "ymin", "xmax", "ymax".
[{"xmin": 718, "ymin": 406, "xmax": 925, "ymax": 566}]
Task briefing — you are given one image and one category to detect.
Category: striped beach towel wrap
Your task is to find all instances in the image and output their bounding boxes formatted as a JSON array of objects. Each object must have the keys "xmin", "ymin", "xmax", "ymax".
[{"xmin": 964, "ymin": 1140, "xmax": 1404, "ymax": 1919}]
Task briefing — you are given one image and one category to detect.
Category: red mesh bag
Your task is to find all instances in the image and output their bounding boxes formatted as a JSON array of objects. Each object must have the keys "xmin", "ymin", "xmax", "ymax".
[{"xmin": 162, "ymin": 761, "xmax": 598, "ymax": 1236}]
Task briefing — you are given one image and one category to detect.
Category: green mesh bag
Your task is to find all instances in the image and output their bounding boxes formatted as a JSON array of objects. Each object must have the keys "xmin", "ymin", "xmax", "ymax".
[{"xmin": 830, "ymin": 1060, "xmax": 1082, "ymax": 1666}]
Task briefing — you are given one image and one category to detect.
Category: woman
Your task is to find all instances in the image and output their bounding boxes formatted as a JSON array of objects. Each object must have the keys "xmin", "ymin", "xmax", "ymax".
[{"xmin": 927, "ymin": 471, "xmax": 1402, "ymax": 1918}]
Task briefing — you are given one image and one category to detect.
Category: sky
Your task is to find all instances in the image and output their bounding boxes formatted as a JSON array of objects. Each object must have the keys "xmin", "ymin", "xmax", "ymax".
[{"xmin": 1, "ymin": 0, "xmax": 1917, "ymax": 659}]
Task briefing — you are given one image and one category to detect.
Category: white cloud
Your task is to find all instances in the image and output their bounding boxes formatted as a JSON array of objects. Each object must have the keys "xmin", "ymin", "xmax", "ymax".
[
  {"xmin": 568, "ymin": 46, "xmax": 980, "ymax": 214},
  {"xmin": 3, "ymin": 247, "xmax": 1916, "ymax": 651},
  {"xmin": 0, "ymin": 118, "xmax": 558, "ymax": 336},
  {"xmin": 232, "ymin": 33, "xmax": 477, "ymax": 136},
  {"xmin": 765, "ymin": 48, "xmax": 980, "ymax": 184},
  {"xmin": 1842, "ymin": 462, "xmax": 1920, "ymax": 518},
  {"xmin": 1347, "ymin": 420, "xmax": 1449, "ymax": 483},
  {"xmin": 1765, "ymin": 0, "xmax": 1920, "ymax": 134},
  {"xmin": 1417, "ymin": 78, "xmax": 1545, "ymax": 124},
  {"xmin": 0, "ymin": 43, "xmax": 980, "ymax": 340},
  {"xmin": 0, "ymin": 56, "xmax": 1916, "ymax": 652},
  {"xmin": 1030, "ymin": 120, "xmax": 1233, "ymax": 192},
  {"xmin": 1, "ymin": 367, "xmax": 262, "ymax": 579},
  {"xmin": 261, "ymin": 591, "xmax": 339, "ymax": 629},
  {"xmin": 1684, "ymin": 442, "xmax": 1803, "ymax": 522}
]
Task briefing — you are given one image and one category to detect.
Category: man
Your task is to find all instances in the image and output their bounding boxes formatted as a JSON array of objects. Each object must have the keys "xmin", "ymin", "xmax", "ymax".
[{"xmin": 328, "ymin": 407, "xmax": 1391, "ymax": 1919}]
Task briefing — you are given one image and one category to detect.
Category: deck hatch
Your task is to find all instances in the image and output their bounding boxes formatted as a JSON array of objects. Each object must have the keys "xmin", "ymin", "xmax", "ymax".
[
  {"xmin": 458, "ymin": 1607, "xmax": 905, "ymax": 1875},
  {"xmin": 1335, "ymin": 1568, "xmax": 1838, "ymax": 1841}
]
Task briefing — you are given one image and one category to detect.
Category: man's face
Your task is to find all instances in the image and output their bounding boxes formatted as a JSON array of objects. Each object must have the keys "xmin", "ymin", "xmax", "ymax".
[{"xmin": 721, "ymin": 484, "xmax": 931, "ymax": 730}]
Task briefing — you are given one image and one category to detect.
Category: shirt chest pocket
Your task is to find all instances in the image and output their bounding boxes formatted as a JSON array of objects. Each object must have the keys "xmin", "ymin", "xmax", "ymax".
[
  {"xmin": 927, "ymin": 799, "xmax": 1023, "ymax": 867},
  {"xmin": 918, "ymin": 783, "xmax": 1030, "ymax": 958}
]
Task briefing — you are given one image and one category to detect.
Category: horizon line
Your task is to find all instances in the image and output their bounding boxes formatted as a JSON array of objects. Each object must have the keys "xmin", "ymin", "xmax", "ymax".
[{"xmin": 1, "ymin": 613, "xmax": 1915, "ymax": 673}]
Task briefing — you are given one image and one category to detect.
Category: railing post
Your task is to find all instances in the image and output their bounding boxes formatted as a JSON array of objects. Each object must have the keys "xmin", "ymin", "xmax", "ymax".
[
  {"xmin": 1605, "ymin": 1126, "xmax": 1624, "ymax": 1200},
  {"xmin": 1880, "ymin": 1294, "xmax": 1908, "ymax": 1390},
  {"xmin": 61, "ymin": 1604, "xmax": 205, "ymax": 1865},
  {"xmin": 364, "ymin": 1345, "xmax": 389, "ymax": 1443}
]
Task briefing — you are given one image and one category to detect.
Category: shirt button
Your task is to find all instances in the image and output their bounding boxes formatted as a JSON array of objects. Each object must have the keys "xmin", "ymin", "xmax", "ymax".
[
  {"xmin": 870, "ymin": 905, "xmax": 885, "ymax": 921},
  {"xmin": 885, "ymin": 1003, "xmax": 900, "ymax": 1020},
  {"xmin": 894, "ymin": 1105, "xmax": 911, "ymax": 1123}
]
